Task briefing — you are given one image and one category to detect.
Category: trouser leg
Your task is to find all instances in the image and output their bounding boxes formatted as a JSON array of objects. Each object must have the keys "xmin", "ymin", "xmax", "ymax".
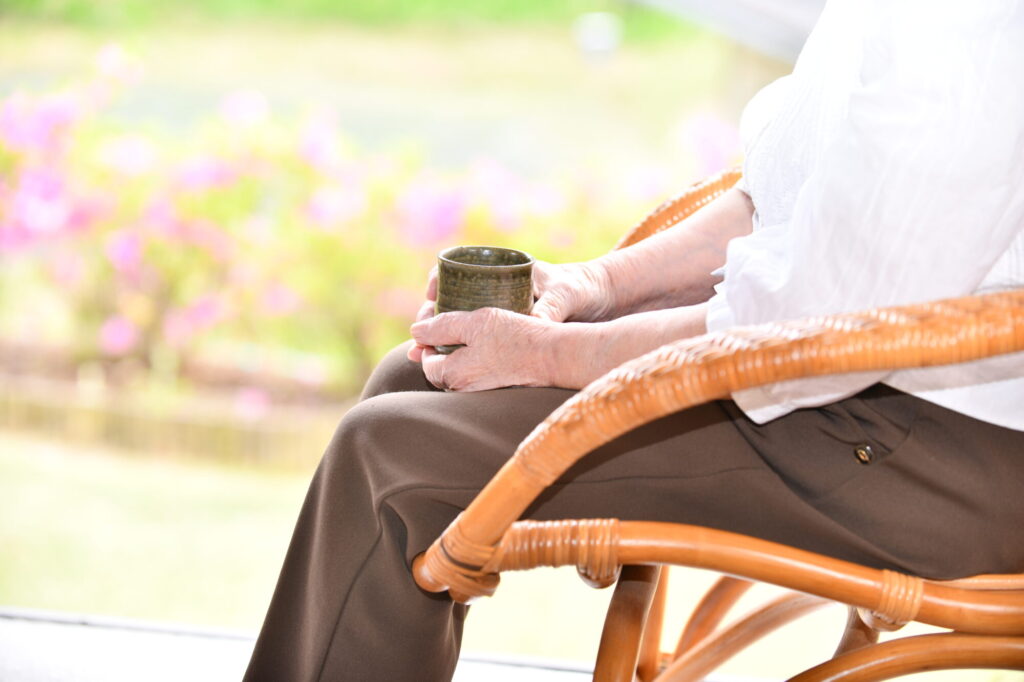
[{"xmin": 244, "ymin": 345, "xmax": 572, "ymax": 681}]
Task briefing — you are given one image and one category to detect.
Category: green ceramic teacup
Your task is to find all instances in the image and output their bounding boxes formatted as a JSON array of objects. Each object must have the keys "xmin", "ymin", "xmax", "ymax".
[{"xmin": 434, "ymin": 245, "xmax": 535, "ymax": 354}]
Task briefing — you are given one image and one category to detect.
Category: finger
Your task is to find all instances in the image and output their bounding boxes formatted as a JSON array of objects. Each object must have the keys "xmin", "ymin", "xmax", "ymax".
[
  {"xmin": 410, "ymin": 311, "xmax": 474, "ymax": 348},
  {"xmin": 407, "ymin": 342, "xmax": 429, "ymax": 363},
  {"xmin": 415, "ymin": 300, "xmax": 435, "ymax": 323},
  {"xmin": 531, "ymin": 291, "xmax": 569, "ymax": 322},
  {"xmin": 420, "ymin": 347, "xmax": 449, "ymax": 390},
  {"xmin": 426, "ymin": 266, "xmax": 438, "ymax": 302}
]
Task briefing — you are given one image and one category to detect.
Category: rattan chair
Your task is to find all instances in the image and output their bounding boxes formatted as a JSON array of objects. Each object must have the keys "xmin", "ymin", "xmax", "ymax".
[{"xmin": 413, "ymin": 169, "xmax": 1024, "ymax": 680}]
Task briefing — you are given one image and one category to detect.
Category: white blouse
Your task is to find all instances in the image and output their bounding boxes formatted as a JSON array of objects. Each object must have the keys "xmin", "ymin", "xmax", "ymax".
[{"xmin": 705, "ymin": 0, "xmax": 1024, "ymax": 431}]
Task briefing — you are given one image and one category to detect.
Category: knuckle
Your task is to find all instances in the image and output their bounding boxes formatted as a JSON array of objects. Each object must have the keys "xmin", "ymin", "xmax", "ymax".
[{"xmin": 471, "ymin": 307, "xmax": 498, "ymax": 329}]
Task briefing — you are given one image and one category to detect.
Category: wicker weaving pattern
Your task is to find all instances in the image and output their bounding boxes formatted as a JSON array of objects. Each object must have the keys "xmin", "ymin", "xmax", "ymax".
[{"xmin": 514, "ymin": 290, "xmax": 1024, "ymax": 493}]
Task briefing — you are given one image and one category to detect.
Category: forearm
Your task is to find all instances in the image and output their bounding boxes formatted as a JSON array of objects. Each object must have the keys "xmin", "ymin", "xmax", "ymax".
[
  {"xmin": 594, "ymin": 188, "xmax": 753, "ymax": 316},
  {"xmin": 551, "ymin": 303, "xmax": 709, "ymax": 389}
]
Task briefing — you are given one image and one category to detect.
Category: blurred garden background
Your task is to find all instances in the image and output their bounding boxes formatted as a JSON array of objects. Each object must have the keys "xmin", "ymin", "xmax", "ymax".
[{"xmin": 6, "ymin": 1, "xmax": 1010, "ymax": 679}]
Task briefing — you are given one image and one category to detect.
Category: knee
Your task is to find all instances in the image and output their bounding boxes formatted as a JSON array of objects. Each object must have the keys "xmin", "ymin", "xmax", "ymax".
[
  {"xmin": 359, "ymin": 341, "xmax": 434, "ymax": 400},
  {"xmin": 324, "ymin": 397, "xmax": 389, "ymax": 471},
  {"xmin": 323, "ymin": 387, "xmax": 489, "ymax": 501},
  {"xmin": 322, "ymin": 393, "xmax": 478, "ymax": 562},
  {"xmin": 320, "ymin": 392, "xmax": 428, "ymax": 489}
]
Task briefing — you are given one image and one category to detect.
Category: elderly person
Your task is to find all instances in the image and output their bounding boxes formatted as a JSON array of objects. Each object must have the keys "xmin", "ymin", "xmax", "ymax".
[{"xmin": 244, "ymin": 1, "xmax": 1024, "ymax": 680}]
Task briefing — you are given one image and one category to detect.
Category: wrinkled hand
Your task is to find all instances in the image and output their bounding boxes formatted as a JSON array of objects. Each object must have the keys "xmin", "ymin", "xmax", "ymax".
[
  {"xmin": 531, "ymin": 260, "xmax": 614, "ymax": 323},
  {"xmin": 409, "ymin": 307, "xmax": 574, "ymax": 392},
  {"xmin": 405, "ymin": 254, "xmax": 614, "ymax": 372},
  {"xmin": 406, "ymin": 258, "xmax": 613, "ymax": 366}
]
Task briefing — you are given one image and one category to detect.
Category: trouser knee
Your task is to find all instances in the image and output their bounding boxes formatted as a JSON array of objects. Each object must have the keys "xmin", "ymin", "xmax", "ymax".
[{"xmin": 319, "ymin": 392, "xmax": 471, "ymax": 559}]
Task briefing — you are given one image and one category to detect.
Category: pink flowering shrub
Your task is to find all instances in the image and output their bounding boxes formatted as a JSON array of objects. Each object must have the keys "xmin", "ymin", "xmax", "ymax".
[{"xmin": 0, "ymin": 46, "xmax": 740, "ymax": 397}]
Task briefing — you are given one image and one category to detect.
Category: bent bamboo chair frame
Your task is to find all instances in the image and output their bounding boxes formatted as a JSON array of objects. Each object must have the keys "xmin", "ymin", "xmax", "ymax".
[{"xmin": 412, "ymin": 168, "xmax": 1024, "ymax": 680}]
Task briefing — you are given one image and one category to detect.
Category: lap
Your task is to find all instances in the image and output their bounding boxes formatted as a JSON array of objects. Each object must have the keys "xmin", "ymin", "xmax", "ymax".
[{"xmin": 338, "ymin": 342, "xmax": 1024, "ymax": 579}]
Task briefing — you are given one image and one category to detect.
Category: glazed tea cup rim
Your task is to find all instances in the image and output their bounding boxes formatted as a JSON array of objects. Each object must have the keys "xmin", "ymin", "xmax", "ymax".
[{"xmin": 438, "ymin": 245, "xmax": 535, "ymax": 274}]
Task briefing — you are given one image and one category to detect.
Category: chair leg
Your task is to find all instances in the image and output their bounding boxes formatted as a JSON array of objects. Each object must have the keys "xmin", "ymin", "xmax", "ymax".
[
  {"xmin": 789, "ymin": 633, "xmax": 1024, "ymax": 682},
  {"xmin": 636, "ymin": 568, "xmax": 670, "ymax": 681},
  {"xmin": 656, "ymin": 591, "xmax": 829, "ymax": 682},
  {"xmin": 833, "ymin": 606, "xmax": 879, "ymax": 657},
  {"xmin": 673, "ymin": 576, "xmax": 753, "ymax": 657},
  {"xmin": 594, "ymin": 565, "xmax": 663, "ymax": 682}
]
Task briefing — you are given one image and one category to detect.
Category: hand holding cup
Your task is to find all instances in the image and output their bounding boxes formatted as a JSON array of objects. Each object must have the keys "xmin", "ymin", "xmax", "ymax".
[{"xmin": 430, "ymin": 245, "xmax": 535, "ymax": 353}]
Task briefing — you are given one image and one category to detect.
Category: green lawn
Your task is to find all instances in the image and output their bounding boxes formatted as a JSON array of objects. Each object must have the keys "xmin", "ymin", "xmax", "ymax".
[{"xmin": 0, "ymin": 429, "xmax": 310, "ymax": 629}]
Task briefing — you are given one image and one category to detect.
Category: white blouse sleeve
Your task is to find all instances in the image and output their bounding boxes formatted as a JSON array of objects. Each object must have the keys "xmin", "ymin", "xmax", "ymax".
[{"xmin": 707, "ymin": 1, "xmax": 1024, "ymax": 423}]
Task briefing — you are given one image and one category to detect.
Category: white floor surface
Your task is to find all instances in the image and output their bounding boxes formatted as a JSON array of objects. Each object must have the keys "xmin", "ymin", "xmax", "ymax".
[{"xmin": 0, "ymin": 607, "xmax": 593, "ymax": 682}]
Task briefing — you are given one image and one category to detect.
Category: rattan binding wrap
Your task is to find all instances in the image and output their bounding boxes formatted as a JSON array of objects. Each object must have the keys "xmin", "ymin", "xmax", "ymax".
[{"xmin": 486, "ymin": 518, "xmax": 622, "ymax": 589}]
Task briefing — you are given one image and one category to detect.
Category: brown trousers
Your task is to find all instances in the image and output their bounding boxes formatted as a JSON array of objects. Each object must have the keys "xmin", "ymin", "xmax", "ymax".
[{"xmin": 243, "ymin": 342, "xmax": 1024, "ymax": 682}]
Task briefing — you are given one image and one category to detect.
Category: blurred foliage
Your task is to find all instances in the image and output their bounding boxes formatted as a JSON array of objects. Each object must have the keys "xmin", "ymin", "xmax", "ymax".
[
  {"xmin": 0, "ymin": 0, "xmax": 697, "ymax": 42},
  {"xmin": 0, "ymin": 46, "xmax": 740, "ymax": 397}
]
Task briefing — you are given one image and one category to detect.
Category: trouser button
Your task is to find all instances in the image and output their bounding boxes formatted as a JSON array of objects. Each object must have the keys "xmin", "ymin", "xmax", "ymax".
[{"xmin": 854, "ymin": 445, "xmax": 874, "ymax": 465}]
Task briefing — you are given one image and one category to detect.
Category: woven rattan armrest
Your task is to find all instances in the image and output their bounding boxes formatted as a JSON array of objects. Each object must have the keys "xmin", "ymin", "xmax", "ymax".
[{"xmin": 413, "ymin": 289, "xmax": 1024, "ymax": 604}]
